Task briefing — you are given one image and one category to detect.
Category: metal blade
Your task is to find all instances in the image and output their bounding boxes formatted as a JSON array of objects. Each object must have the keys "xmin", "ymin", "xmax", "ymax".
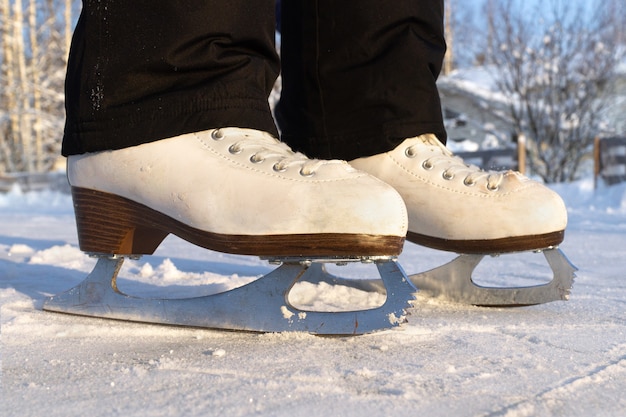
[
  {"xmin": 408, "ymin": 248, "xmax": 577, "ymax": 306},
  {"xmin": 43, "ymin": 256, "xmax": 417, "ymax": 335}
]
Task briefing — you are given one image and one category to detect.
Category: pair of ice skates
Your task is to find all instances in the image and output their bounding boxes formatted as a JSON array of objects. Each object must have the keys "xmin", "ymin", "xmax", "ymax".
[{"xmin": 44, "ymin": 128, "xmax": 576, "ymax": 335}]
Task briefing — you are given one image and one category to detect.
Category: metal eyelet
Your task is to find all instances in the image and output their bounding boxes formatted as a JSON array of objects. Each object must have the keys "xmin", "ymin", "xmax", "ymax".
[
  {"xmin": 442, "ymin": 170, "xmax": 455, "ymax": 180},
  {"xmin": 463, "ymin": 177, "xmax": 476, "ymax": 187},
  {"xmin": 487, "ymin": 184, "xmax": 500, "ymax": 192},
  {"xmin": 211, "ymin": 129, "xmax": 225, "ymax": 140},
  {"xmin": 250, "ymin": 154, "xmax": 264, "ymax": 164},
  {"xmin": 273, "ymin": 163, "xmax": 287, "ymax": 173},
  {"xmin": 228, "ymin": 144, "xmax": 242, "ymax": 154},
  {"xmin": 422, "ymin": 160, "xmax": 434, "ymax": 170},
  {"xmin": 405, "ymin": 147, "xmax": 417, "ymax": 158},
  {"xmin": 299, "ymin": 168, "xmax": 316, "ymax": 177}
]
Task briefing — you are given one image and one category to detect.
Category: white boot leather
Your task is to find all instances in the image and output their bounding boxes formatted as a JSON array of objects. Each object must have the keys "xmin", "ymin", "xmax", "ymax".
[
  {"xmin": 350, "ymin": 134, "xmax": 567, "ymax": 253},
  {"xmin": 67, "ymin": 128, "xmax": 408, "ymax": 257}
]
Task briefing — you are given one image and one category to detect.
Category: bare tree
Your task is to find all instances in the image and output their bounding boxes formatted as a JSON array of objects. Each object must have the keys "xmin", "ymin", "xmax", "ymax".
[
  {"xmin": 1, "ymin": 0, "xmax": 18, "ymax": 172},
  {"xmin": 484, "ymin": 0, "xmax": 621, "ymax": 183},
  {"xmin": 605, "ymin": 0, "xmax": 626, "ymax": 48},
  {"xmin": 443, "ymin": 0, "xmax": 485, "ymax": 69},
  {"xmin": 443, "ymin": 0, "xmax": 454, "ymax": 75},
  {"xmin": 0, "ymin": 0, "xmax": 78, "ymax": 174}
]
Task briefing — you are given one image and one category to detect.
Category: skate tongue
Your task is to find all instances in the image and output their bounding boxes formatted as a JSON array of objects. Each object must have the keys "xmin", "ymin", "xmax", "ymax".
[{"xmin": 415, "ymin": 134, "xmax": 453, "ymax": 155}]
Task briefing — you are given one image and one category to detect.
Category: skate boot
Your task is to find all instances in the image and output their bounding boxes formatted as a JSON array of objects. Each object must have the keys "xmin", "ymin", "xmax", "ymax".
[
  {"xmin": 44, "ymin": 128, "xmax": 416, "ymax": 334},
  {"xmin": 349, "ymin": 134, "xmax": 576, "ymax": 306},
  {"xmin": 66, "ymin": 128, "xmax": 407, "ymax": 258},
  {"xmin": 350, "ymin": 134, "xmax": 566, "ymax": 253}
]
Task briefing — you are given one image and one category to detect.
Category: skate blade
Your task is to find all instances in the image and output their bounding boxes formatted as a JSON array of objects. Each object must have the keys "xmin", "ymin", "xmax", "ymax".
[
  {"xmin": 408, "ymin": 247, "xmax": 577, "ymax": 306},
  {"xmin": 42, "ymin": 256, "xmax": 417, "ymax": 335}
]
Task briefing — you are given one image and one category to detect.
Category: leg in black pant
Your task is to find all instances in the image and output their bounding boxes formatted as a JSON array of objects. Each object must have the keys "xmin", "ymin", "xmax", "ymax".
[
  {"xmin": 62, "ymin": 0, "xmax": 279, "ymax": 156},
  {"xmin": 277, "ymin": 0, "xmax": 447, "ymax": 160}
]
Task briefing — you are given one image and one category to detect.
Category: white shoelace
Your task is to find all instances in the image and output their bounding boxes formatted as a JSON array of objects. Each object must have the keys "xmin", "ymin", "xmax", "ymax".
[
  {"xmin": 211, "ymin": 128, "xmax": 341, "ymax": 177},
  {"xmin": 405, "ymin": 135, "xmax": 505, "ymax": 191}
]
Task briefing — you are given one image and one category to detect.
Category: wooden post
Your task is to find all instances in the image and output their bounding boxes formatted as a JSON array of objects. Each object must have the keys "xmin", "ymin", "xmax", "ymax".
[
  {"xmin": 517, "ymin": 134, "xmax": 526, "ymax": 175},
  {"xmin": 593, "ymin": 137, "xmax": 601, "ymax": 189}
]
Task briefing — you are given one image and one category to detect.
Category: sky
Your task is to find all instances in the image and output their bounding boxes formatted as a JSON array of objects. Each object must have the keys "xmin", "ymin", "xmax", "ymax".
[{"xmin": 456, "ymin": 0, "xmax": 601, "ymax": 26}]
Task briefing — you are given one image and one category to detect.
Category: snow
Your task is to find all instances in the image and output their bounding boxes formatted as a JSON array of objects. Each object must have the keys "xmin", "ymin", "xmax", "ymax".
[
  {"xmin": 440, "ymin": 66, "xmax": 506, "ymax": 103},
  {"xmin": 2, "ymin": 180, "xmax": 626, "ymax": 417}
]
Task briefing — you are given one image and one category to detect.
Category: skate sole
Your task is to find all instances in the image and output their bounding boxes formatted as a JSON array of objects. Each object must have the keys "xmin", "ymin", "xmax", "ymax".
[
  {"xmin": 71, "ymin": 187, "xmax": 404, "ymax": 257},
  {"xmin": 407, "ymin": 230, "xmax": 565, "ymax": 254}
]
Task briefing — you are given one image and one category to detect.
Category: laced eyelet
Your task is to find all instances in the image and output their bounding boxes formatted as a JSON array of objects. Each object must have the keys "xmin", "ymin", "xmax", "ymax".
[
  {"xmin": 487, "ymin": 183, "xmax": 500, "ymax": 191},
  {"xmin": 250, "ymin": 154, "xmax": 264, "ymax": 164},
  {"xmin": 299, "ymin": 168, "xmax": 315, "ymax": 177},
  {"xmin": 211, "ymin": 129, "xmax": 225, "ymax": 140},
  {"xmin": 228, "ymin": 144, "xmax": 242, "ymax": 154},
  {"xmin": 273, "ymin": 163, "xmax": 287, "ymax": 173},
  {"xmin": 405, "ymin": 147, "xmax": 417, "ymax": 158},
  {"xmin": 463, "ymin": 177, "xmax": 476, "ymax": 187},
  {"xmin": 422, "ymin": 160, "xmax": 434, "ymax": 170},
  {"xmin": 442, "ymin": 170, "xmax": 455, "ymax": 180}
]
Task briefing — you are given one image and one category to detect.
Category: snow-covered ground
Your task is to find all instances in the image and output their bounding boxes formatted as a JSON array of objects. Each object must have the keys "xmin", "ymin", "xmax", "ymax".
[{"xmin": 1, "ymin": 179, "xmax": 625, "ymax": 417}]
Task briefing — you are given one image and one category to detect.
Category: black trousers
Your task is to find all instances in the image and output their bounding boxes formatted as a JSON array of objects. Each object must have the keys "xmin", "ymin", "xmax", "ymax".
[{"xmin": 62, "ymin": 0, "xmax": 446, "ymax": 160}]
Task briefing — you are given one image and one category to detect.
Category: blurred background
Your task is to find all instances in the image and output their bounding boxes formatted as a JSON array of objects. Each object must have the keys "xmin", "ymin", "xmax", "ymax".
[{"xmin": 1, "ymin": 0, "xmax": 624, "ymax": 185}]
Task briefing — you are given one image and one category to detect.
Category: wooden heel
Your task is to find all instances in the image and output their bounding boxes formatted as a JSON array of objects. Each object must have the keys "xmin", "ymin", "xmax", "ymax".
[
  {"xmin": 72, "ymin": 187, "xmax": 168, "ymax": 255},
  {"xmin": 71, "ymin": 187, "xmax": 405, "ymax": 258}
]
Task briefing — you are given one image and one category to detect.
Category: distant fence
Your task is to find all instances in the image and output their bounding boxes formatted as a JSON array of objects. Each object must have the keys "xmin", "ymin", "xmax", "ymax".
[
  {"xmin": 0, "ymin": 172, "xmax": 70, "ymax": 193},
  {"xmin": 456, "ymin": 148, "xmax": 521, "ymax": 172},
  {"xmin": 594, "ymin": 137, "xmax": 626, "ymax": 188}
]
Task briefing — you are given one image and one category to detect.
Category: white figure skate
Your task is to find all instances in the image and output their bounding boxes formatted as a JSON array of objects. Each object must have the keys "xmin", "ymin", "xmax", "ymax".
[
  {"xmin": 43, "ymin": 128, "xmax": 415, "ymax": 335},
  {"xmin": 350, "ymin": 134, "xmax": 576, "ymax": 306}
]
